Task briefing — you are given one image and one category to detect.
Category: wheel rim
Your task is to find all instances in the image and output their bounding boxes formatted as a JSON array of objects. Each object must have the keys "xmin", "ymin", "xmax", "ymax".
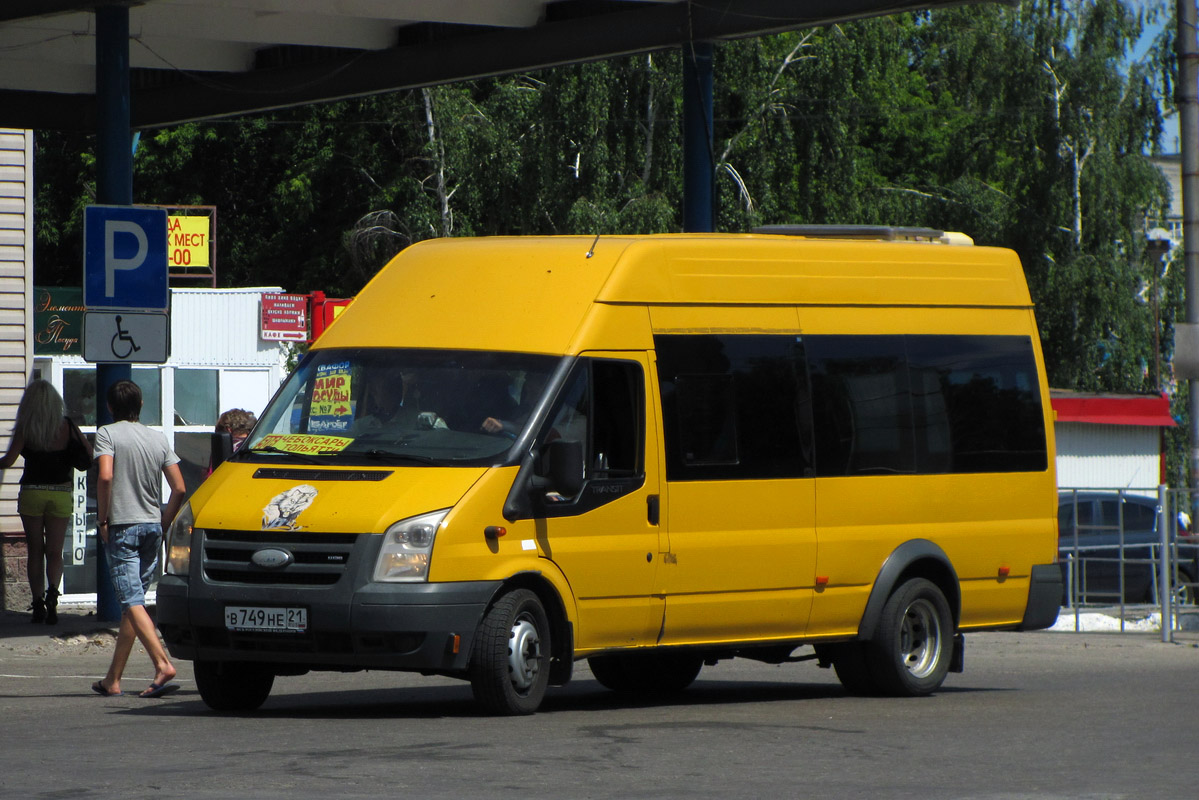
[
  {"xmin": 507, "ymin": 613, "xmax": 542, "ymax": 693},
  {"xmin": 899, "ymin": 598, "xmax": 942, "ymax": 679}
]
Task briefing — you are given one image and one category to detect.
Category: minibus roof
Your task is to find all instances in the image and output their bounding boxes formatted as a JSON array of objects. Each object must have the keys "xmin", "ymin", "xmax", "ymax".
[{"xmin": 315, "ymin": 233, "xmax": 1033, "ymax": 354}]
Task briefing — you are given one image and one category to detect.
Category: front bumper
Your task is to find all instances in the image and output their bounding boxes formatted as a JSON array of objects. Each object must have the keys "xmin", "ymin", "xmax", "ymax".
[{"xmin": 156, "ymin": 529, "xmax": 500, "ymax": 674}]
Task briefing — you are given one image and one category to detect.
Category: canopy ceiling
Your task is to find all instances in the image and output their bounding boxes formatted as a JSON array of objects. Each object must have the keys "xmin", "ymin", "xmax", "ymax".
[{"xmin": 1, "ymin": 0, "xmax": 989, "ymax": 130}]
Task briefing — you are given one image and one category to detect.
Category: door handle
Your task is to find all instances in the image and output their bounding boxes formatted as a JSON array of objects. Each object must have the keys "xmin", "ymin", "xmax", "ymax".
[{"xmin": 647, "ymin": 494, "xmax": 660, "ymax": 526}]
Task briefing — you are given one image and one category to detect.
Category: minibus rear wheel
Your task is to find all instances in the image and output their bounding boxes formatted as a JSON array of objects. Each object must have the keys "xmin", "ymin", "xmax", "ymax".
[
  {"xmin": 866, "ymin": 577, "xmax": 952, "ymax": 697},
  {"xmin": 469, "ymin": 589, "xmax": 551, "ymax": 715},
  {"xmin": 193, "ymin": 660, "xmax": 274, "ymax": 712}
]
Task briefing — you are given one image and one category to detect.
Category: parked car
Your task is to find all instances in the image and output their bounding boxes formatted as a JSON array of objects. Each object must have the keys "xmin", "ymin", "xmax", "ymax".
[{"xmin": 1057, "ymin": 491, "xmax": 1198, "ymax": 606}]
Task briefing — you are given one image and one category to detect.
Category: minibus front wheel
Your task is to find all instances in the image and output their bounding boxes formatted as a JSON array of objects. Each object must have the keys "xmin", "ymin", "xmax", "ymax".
[
  {"xmin": 194, "ymin": 660, "xmax": 274, "ymax": 712},
  {"xmin": 469, "ymin": 589, "xmax": 551, "ymax": 715}
]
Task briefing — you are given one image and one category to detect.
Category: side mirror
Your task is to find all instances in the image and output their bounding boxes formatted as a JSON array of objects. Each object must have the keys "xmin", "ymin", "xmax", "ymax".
[
  {"xmin": 501, "ymin": 440, "xmax": 586, "ymax": 522},
  {"xmin": 211, "ymin": 430, "xmax": 234, "ymax": 470},
  {"xmin": 543, "ymin": 439, "xmax": 584, "ymax": 497}
]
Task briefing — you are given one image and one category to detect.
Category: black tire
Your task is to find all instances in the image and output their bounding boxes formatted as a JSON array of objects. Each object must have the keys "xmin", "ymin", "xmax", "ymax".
[
  {"xmin": 863, "ymin": 577, "xmax": 953, "ymax": 697},
  {"xmin": 830, "ymin": 642, "xmax": 880, "ymax": 696},
  {"xmin": 588, "ymin": 651, "xmax": 703, "ymax": 694},
  {"xmin": 469, "ymin": 589, "xmax": 551, "ymax": 715},
  {"xmin": 193, "ymin": 660, "xmax": 274, "ymax": 712}
]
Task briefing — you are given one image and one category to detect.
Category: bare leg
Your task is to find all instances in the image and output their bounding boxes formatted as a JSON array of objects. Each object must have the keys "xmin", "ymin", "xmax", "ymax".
[
  {"xmin": 41, "ymin": 514, "xmax": 69, "ymax": 591},
  {"xmin": 125, "ymin": 604, "xmax": 176, "ymax": 692},
  {"xmin": 20, "ymin": 514, "xmax": 46, "ymax": 598},
  {"xmin": 99, "ymin": 612, "xmax": 137, "ymax": 695}
]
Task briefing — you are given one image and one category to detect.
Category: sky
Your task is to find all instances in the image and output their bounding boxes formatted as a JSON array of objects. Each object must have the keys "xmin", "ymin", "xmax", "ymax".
[{"xmin": 1133, "ymin": 3, "xmax": 1181, "ymax": 153}]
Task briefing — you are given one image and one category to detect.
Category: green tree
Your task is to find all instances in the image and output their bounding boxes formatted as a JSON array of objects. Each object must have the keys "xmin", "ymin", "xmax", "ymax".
[{"xmin": 33, "ymin": 1, "xmax": 1176, "ymax": 402}]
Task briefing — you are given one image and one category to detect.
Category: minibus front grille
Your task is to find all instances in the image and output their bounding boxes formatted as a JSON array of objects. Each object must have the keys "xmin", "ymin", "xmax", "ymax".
[{"xmin": 201, "ymin": 530, "xmax": 359, "ymax": 586}]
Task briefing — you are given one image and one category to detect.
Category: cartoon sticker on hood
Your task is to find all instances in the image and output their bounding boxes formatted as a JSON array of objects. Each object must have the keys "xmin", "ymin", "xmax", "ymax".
[{"xmin": 263, "ymin": 485, "xmax": 318, "ymax": 530}]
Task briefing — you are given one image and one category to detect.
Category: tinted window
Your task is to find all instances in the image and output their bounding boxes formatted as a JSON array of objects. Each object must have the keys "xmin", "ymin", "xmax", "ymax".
[
  {"xmin": 806, "ymin": 336, "xmax": 913, "ymax": 476},
  {"xmin": 590, "ymin": 360, "xmax": 643, "ymax": 477},
  {"xmin": 655, "ymin": 333, "xmax": 1047, "ymax": 482},
  {"xmin": 655, "ymin": 335, "xmax": 809, "ymax": 481},
  {"xmin": 528, "ymin": 357, "xmax": 645, "ymax": 517},
  {"xmin": 907, "ymin": 336, "xmax": 1047, "ymax": 473}
]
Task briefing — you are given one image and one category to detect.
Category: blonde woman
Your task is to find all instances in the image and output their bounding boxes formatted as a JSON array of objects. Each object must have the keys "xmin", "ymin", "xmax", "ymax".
[{"xmin": 0, "ymin": 380, "xmax": 92, "ymax": 623}]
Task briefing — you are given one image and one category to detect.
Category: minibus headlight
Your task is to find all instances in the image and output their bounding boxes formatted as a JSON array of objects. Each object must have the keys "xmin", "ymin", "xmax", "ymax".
[
  {"xmin": 373, "ymin": 509, "xmax": 448, "ymax": 583},
  {"xmin": 165, "ymin": 502, "xmax": 195, "ymax": 576}
]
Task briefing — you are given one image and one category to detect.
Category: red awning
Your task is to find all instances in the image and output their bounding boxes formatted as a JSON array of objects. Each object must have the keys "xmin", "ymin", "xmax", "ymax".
[{"xmin": 1050, "ymin": 393, "xmax": 1176, "ymax": 427}]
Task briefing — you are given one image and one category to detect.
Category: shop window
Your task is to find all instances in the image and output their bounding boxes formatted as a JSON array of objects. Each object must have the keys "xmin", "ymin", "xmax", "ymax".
[
  {"xmin": 174, "ymin": 369, "xmax": 218, "ymax": 427},
  {"xmin": 174, "ymin": 431, "xmax": 215, "ymax": 499},
  {"xmin": 63, "ymin": 367, "xmax": 161, "ymax": 426}
]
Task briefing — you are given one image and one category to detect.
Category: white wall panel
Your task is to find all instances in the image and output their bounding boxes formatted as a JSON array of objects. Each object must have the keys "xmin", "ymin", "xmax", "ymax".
[
  {"xmin": 1055, "ymin": 421, "xmax": 1162, "ymax": 496},
  {"xmin": 169, "ymin": 287, "xmax": 288, "ymax": 367}
]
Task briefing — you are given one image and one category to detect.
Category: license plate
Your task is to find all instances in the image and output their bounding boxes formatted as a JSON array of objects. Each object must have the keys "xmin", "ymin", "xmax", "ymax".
[{"xmin": 225, "ymin": 606, "xmax": 308, "ymax": 633}]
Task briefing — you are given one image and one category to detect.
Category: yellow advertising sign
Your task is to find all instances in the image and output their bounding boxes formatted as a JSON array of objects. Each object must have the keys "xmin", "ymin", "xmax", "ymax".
[
  {"xmin": 308, "ymin": 361, "xmax": 355, "ymax": 433},
  {"xmin": 168, "ymin": 215, "xmax": 210, "ymax": 268},
  {"xmin": 258, "ymin": 433, "xmax": 353, "ymax": 455}
]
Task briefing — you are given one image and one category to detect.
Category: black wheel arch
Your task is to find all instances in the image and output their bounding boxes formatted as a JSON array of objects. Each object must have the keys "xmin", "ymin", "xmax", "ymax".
[
  {"xmin": 487, "ymin": 571, "xmax": 574, "ymax": 686},
  {"xmin": 857, "ymin": 539, "xmax": 961, "ymax": 640}
]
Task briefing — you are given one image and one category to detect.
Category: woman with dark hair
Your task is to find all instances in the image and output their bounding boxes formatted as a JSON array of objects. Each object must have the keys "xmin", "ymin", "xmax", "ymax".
[{"xmin": 0, "ymin": 379, "xmax": 92, "ymax": 624}]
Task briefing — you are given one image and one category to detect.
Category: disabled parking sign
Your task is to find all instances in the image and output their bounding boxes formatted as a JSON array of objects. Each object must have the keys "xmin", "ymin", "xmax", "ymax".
[{"xmin": 82, "ymin": 206, "xmax": 170, "ymax": 363}]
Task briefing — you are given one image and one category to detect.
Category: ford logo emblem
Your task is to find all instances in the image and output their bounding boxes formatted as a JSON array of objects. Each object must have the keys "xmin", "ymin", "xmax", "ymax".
[{"xmin": 251, "ymin": 548, "xmax": 294, "ymax": 569}]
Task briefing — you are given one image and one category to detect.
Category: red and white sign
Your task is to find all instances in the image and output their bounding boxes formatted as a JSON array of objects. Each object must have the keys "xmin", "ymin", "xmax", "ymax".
[{"xmin": 261, "ymin": 293, "xmax": 308, "ymax": 341}]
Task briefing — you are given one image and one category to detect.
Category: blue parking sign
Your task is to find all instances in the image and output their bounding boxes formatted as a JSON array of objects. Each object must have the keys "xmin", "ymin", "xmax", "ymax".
[{"xmin": 83, "ymin": 205, "xmax": 169, "ymax": 310}]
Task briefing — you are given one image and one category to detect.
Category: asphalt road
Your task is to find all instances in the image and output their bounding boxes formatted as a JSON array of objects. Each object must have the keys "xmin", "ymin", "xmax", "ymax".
[{"xmin": 1, "ymin": 610, "xmax": 1197, "ymax": 799}]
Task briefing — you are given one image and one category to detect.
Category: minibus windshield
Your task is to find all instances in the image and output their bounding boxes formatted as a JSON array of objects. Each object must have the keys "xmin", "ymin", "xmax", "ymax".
[{"xmin": 243, "ymin": 348, "xmax": 560, "ymax": 466}]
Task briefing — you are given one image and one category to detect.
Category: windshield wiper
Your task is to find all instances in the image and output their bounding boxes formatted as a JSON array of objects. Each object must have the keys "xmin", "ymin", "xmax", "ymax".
[
  {"xmin": 244, "ymin": 445, "xmax": 326, "ymax": 465},
  {"xmin": 351, "ymin": 448, "xmax": 440, "ymax": 466}
]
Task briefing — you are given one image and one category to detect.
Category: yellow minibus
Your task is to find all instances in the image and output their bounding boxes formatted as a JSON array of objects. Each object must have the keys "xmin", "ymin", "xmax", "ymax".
[{"xmin": 157, "ymin": 227, "xmax": 1062, "ymax": 714}]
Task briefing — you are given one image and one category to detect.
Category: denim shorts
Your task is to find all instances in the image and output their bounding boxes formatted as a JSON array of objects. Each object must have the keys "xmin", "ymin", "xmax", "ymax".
[{"xmin": 106, "ymin": 522, "xmax": 162, "ymax": 610}]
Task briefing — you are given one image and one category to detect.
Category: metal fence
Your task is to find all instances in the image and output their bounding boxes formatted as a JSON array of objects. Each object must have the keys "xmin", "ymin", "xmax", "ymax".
[{"xmin": 1057, "ymin": 486, "xmax": 1199, "ymax": 641}]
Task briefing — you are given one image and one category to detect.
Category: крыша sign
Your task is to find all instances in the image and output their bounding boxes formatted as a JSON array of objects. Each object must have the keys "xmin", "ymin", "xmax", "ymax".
[{"xmin": 34, "ymin": 286, "xmax": 83, "ymax": 354}]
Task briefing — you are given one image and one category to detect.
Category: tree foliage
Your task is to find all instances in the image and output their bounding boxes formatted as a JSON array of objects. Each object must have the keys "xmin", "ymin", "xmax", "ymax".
[{"xmin": 34, "ymin": 0, "xmax": 1177, "ymax": 396}]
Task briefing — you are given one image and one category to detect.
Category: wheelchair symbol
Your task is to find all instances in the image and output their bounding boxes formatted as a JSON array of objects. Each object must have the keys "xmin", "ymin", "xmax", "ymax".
[{"xmin": 110, "ymin": 315, "xmax": 142, "ymax": 359}]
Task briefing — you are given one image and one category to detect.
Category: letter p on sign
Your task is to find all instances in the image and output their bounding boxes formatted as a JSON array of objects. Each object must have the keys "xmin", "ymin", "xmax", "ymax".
[
  {"xmin": 104, "ymin": 219, "xmax": 148, "ymax": 296},
  {"xmin": 83, "ymin": 206, "xmax": 169, "ymax": 311}
]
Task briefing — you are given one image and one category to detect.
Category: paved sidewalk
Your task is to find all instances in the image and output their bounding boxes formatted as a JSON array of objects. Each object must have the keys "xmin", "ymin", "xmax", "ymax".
[{"xmin": 0, "ymin": 605, "xmax": 119, "ymax": 656}]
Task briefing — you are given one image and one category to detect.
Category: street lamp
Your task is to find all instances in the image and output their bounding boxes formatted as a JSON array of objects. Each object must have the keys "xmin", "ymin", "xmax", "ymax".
[{"xmin": 1147, "ymin": 227, "xmax": 1173, "ymax": 392}]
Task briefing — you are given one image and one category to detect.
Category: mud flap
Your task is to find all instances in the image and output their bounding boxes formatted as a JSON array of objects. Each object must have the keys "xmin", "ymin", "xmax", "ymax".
[{"xmin": 949, "ymin": 633, "xmax": 965, "ymax": 673}]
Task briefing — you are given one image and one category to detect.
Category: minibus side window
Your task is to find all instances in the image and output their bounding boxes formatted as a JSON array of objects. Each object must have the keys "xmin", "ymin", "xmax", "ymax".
[
  {"xmin": 804, "ymin": 334, "xmax": 1047, "ymax": 477},
  {"xmin": 591, "ymin": 360, "xmax": 643, "ymax": 477},
  {"xmin": 655, "ymin": 334, "xmax": 810, "ymax": 481},
  {"xmin": 673, "ymin": 374, "xmax": 739, "ymax": 466},
  {"xmin": 806, "ymin": 336, "xmax": 914, "ymax": 476},
  {"xmin": 906, "ymin": 335, "xmax": 1047, "ymax": 473},
  {"xmin": 534, "ymin": 358, "xmax": 645, "ymax": 514}
]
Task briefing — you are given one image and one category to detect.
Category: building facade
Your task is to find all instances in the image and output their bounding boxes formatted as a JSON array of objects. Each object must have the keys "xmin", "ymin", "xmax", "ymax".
[
  {"xmin": 0, "ymin": 129, "xmax": 34, "ymax": 611},
  {"xmin": 1051, "ymin": 390, "xmax": 1176, "ymax": 499}
]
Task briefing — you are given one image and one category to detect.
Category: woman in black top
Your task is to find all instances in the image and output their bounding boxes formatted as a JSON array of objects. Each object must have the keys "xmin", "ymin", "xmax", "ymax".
[{"xmin": 0, "ymin": 380, "xmax": 91, "ymax": 623}]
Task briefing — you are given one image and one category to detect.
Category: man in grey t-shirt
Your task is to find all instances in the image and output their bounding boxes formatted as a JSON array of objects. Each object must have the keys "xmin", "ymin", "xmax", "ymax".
[{"xmin": 91, "ymin": 380, "xmax": 186, "ymax": 699}]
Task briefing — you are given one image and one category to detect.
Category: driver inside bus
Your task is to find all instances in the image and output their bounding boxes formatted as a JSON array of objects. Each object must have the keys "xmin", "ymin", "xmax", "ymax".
[{"xmin": 353, "ymin": 369, "xmax": 444, "ymax": 434}]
